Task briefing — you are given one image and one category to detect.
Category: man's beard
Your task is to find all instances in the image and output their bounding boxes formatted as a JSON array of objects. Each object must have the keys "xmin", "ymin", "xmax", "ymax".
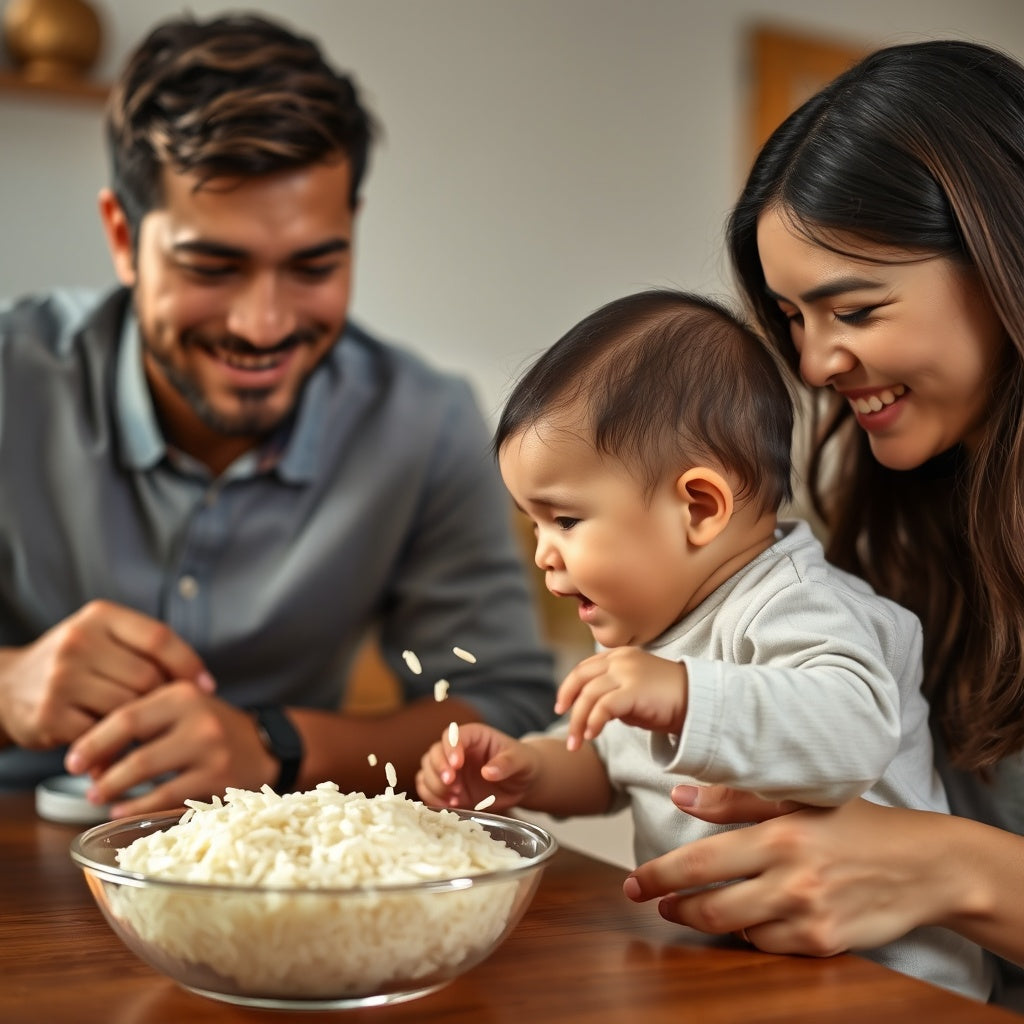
[
  {"xmin": 143, "ymin": 326, "xmax": 318, "ymax": 437},
  {"xmin": 160, "ymin": 361, "xmax": 281, "ymax": 435}
]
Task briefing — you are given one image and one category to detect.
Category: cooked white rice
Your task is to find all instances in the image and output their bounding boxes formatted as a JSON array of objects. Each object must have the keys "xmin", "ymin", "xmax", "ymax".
[{"xmin": 108, "ymin": 783, "xmax": 525, "ymax": 997}]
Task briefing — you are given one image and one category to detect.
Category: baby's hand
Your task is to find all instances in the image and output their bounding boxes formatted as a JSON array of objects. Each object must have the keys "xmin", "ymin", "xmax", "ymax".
[
  {"xmin": 555, "ymin": 648, "xmax": 688, "ymax": 751},
  {"xmin": 415, "ymin": 721, "xmax": 539, "ymax": 811}
]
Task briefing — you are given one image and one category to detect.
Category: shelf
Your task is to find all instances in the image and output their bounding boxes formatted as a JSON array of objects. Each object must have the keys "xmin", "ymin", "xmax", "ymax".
[{"xmin": 0, "ymin": 68, "xmax": 108, "ymax": 103}]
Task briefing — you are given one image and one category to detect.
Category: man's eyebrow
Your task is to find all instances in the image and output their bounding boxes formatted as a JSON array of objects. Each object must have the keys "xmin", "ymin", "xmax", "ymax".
[
  {"xmin": 171, "ymin": 238, "xmax": 351, "ymax": 260},
  {"xmin": 292, "ymin": 239, "xmax": 351, "ymax": 260},
  {"xmin": 765, "ymin": 275, "xmax": 885, "ymax": 305}
]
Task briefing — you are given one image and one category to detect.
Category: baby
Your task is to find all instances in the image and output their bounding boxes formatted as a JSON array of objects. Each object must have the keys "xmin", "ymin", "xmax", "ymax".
[{"xmin": 417, "ymin": 289, "xmax": 991, "ymax": 1000}]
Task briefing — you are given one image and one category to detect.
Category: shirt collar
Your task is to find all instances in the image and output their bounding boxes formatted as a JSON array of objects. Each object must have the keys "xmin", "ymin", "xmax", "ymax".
[
  {"xmin": 115, "ymin": 313, "xmax": 165, "ymax": 471},
  {"xmin": 114, "ymin": 307, "xmax": 344, "ymax": 484}
]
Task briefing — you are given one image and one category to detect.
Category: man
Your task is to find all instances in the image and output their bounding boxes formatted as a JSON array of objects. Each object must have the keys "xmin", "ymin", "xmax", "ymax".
[{"xmin": 0, "ymin": 13, "xmax": 555, "ymax": 815}]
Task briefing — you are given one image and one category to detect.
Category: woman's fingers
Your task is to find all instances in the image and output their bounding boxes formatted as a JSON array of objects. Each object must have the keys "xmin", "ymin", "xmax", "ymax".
[{"xmin": 672, "ymin": 784, "xmax": 804, "ymax": 823}]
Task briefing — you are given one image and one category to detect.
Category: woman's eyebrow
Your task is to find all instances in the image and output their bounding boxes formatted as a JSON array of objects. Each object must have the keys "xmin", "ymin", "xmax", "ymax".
[{"xmin": 765, "ymin": 275, "xmax": 885, "ymax": 304}]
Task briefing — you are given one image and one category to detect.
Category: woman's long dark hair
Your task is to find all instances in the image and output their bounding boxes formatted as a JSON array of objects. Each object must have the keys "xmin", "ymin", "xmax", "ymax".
[{"xmin": 728, "ymin": 40, "xmax": 1024, "ymax": 772}]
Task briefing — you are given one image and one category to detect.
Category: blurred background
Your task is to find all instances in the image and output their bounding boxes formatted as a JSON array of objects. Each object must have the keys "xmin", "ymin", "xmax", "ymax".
[
  {"xmin": 3, "ymin": 0, "xmax": 1024, "ymax": 864},
  {"xmin": 5, "ymin": 0, "xmax": 1024, "ymax": 420}
]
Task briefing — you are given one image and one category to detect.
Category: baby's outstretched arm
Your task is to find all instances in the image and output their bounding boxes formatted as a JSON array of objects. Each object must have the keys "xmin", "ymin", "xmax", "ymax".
[
  {"xmin": 416, "ymin": 720, "xmax": 613, "ymax": 818},
  {"xmin": 416, "ymin": 721, "xmax": 551, "ymax": 812},
  {"xmin": 556, "ymin": 648, "xmax": 688, "ymax": 751}
]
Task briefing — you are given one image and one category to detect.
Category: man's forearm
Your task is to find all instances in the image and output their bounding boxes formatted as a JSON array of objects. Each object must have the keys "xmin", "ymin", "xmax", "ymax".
[{"xmin": 289, "ymin": 696, "xmax": 485, "ymax": 796}]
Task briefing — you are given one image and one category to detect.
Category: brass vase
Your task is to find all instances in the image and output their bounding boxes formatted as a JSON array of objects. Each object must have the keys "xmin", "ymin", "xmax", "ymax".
[{"xmin": 3, "ymin": 0, "xmax": 103, "ymax": 82}]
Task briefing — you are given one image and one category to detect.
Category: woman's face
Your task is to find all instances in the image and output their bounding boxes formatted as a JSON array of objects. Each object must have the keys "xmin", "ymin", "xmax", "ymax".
[{"xmin": 756, "ymin": 206, "xmax": 1008, "ymax": 470}]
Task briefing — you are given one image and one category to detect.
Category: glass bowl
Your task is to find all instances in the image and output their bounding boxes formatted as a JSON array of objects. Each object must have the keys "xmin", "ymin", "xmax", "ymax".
[{"xmin": 70, "ymin": 803, "xmax": 557, "ymax": 1010}]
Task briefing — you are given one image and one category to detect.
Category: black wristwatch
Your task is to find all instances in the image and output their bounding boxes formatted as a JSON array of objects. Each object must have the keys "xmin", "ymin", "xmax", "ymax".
[{"xmin": 249, "ymin": 706, "xmax": 303, "ymax": 793}]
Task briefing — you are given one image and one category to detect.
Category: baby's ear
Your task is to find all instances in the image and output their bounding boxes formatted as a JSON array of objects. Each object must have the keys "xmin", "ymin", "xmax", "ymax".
[{"xmin": 675, "ymin": 467, "xmax": 734, "ymax": 546}]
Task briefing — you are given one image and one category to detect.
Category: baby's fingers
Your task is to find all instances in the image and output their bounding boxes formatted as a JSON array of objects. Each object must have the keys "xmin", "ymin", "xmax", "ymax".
[
  {"xmin": 416, "ymin": 746, "xmax": 460, "ymax": 805},
  {"xmin": 554, "ymin": 674, "xmax": 586, "ymax": 716},
  {"xmin": 421, "ymin": 736, "xmax": 460, "ymax": 788},
  {"xmin": 442, "ymin": 724, "xmax": 467, "ymax": 775},
  {"xmin": 564, "ymin": 681, "xmax": 617, "ymax": 751},
  {"xmin": 554, "ymin": 653, "xmax": 609, "ymax": 715},
  {"xmin": 479, "ymin": 747, "xmax": 524, "ymax": 783}
]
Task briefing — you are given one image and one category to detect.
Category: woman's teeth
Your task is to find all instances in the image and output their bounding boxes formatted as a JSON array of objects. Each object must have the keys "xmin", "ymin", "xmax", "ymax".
[{"xmin": 851, "ymin": 384, "xmax": 906, "ymax": 414}]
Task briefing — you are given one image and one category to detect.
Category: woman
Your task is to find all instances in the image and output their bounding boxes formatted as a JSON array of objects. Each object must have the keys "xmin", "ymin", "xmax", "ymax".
[{"xmin": 623, "ymin": 39, "xmax": 1024, "ymax": 1008}]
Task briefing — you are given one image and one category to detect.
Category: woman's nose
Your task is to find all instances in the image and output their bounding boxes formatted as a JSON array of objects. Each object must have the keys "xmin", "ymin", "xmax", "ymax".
[{"xmin": 798, "ymin": 330, "xmax": 858, "ymax": 388}]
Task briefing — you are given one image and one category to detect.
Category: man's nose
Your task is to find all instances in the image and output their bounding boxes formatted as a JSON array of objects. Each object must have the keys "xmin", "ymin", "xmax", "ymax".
[{"xmin": 226, "ymin": 273, "xmax": 296, "ymax": 346}]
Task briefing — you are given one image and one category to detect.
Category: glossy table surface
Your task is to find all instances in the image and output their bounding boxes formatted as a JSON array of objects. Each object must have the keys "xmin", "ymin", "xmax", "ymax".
[{"xmin": 1, "ymin": 791, "xmax": 1019, "ymax": 1023}]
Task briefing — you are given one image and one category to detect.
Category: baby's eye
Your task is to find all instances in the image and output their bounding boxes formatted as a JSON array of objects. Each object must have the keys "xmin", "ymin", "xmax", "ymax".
[{"xmin": 554, "ymin": 516, "xmax": 580, "ymax": 530}]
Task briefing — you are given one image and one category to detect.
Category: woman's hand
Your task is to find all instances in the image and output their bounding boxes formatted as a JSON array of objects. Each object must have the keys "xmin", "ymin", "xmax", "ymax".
[{"xmin": 624, "ymin": 789, "xmax": 959, "ymax": 957}]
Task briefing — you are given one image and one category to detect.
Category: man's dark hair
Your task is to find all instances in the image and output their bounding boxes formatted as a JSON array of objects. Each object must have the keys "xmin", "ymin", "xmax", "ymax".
[{"xmin": 105, "ymin": 13, "xmax": 377, "ymax": 243}]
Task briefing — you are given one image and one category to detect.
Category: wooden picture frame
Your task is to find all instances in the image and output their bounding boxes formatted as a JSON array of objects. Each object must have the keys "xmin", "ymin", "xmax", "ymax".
[{"xmin": 747, "ymin": 25, "xmax": 869, "ymax": 163}]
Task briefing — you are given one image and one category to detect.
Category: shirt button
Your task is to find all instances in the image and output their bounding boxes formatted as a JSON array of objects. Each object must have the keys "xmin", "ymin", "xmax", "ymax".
[{"xmin": 178, "ymin": 575, "xmax": 199, "ymax": 599}]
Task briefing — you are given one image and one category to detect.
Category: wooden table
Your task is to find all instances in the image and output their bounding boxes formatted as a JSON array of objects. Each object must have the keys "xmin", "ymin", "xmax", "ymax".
[{"xmin": 1, "ymin": 791, "xmax": 1019, "ymax": 1023}]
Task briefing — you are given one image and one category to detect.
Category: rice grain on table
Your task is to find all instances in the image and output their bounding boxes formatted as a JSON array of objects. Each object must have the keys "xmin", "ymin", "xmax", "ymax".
[{"xmin": 109, "ymin": 784, "xmax": 522, "ymax": 997}]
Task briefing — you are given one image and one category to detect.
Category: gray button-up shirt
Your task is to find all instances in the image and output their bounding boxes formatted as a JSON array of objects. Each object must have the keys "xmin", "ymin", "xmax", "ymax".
[{"xmin": 0, "ymin": 288, "xmax": 555, "ymax": 787}]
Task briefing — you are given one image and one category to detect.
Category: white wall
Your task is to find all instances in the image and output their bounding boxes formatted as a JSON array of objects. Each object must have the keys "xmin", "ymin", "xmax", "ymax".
[
  {"xmin": 4, "ymin": 0, "xmax": 1024, "ymax": 867},
  {"xmin": 5, "ymin": 0, "xmax": 1024, "ymax": 422}
]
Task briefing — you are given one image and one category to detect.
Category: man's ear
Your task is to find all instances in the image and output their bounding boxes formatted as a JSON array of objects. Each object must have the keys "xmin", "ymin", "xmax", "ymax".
[
  {"xmin": 97, "ymin": 188, "xmax": 137, "ymax": 287},
  {"xmin": 675, "ymin": 467, "xmax": 734, "ymax": 546}
]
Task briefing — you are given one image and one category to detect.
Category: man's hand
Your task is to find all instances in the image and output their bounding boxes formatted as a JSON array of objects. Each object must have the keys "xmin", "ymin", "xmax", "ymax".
[
  {"xmin": 555, "ymin": 648, "xmax": 687, "ymax": 751},
  {"xmin": 0, "ymin": 600, "xmax": 213, "ymax": 750},
  {"xmin": 65, "ymin": 682, "xmax": 276, "ymax": 816}
]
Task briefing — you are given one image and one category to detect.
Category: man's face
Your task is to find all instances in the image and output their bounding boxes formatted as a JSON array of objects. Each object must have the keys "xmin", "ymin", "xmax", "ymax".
[{"xmin": 110, "ymin": 160, "xmax": 356, "ymax": 468}]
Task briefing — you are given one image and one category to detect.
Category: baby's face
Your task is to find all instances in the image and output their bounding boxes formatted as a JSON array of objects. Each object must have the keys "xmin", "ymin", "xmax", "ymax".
[{"xmin": 499, "ymin": 422, "xmax": 702, "ymax": 648}]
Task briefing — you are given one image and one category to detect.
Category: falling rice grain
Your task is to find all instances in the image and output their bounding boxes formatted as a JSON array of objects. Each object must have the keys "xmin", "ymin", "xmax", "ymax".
[
  {"xmin": 452, "ymin": 646, "xmax": 477, "ymax": 664},
  {"xmin": 385, "ymin": 761, "xmax": 398, "ymax": 788},
  {"xmin": 434, "ymin": 678, "xmax": 450, "ymax": 702},
  {"xmin": 402, "ymin": 649, "xmax": 422, "ymax": 675},
  {"xmin": 474, "ymin": 794, "xmax": 496, "ymax": 811},
  {"xmin": 367, "ymin": 753, "xmax": 378, "ymax": 766},
  {"xmin": 447, "ymin": 721, "xmax": 460, "ymax": 748}
]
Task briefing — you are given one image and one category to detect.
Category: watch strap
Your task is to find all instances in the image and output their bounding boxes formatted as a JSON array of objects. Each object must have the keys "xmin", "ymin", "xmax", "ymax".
[{"xmin": 249, "ymin": 706, "xmax": 303, "ymax": 793}]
